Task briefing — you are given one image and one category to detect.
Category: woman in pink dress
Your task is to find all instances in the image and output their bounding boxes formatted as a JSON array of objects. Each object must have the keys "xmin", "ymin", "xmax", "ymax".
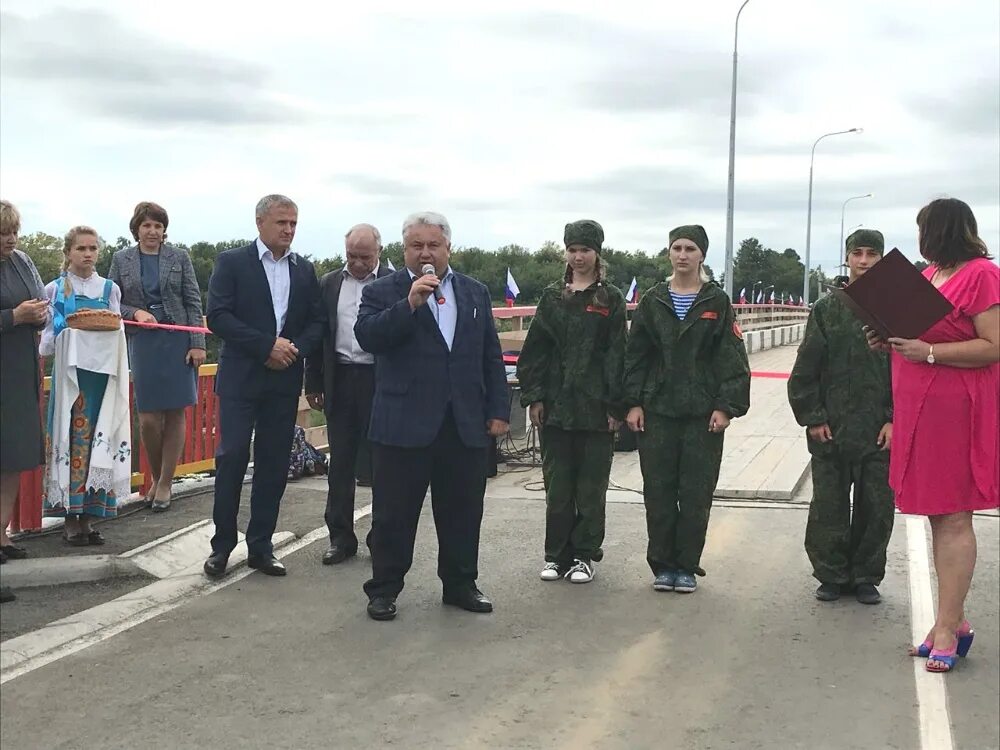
[{"xmin": 872, "ymin": 198, "xmax": 999, "ymax": 673}]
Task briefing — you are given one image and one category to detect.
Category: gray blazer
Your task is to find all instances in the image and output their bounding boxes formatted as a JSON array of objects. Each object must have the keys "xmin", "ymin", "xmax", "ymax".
[
  {"xmin": 109, "ymin": 244, "xmax": 206, "ymax": 349},
  {"xmin": 0, "ymin": 249, "xmax": 47, "ymax": 334}
]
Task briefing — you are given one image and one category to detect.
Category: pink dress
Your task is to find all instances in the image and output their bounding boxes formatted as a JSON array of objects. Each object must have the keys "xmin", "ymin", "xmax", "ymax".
[{"xmin": 890, "ymin": 258, "xmax": 1000, "ymax": 515}]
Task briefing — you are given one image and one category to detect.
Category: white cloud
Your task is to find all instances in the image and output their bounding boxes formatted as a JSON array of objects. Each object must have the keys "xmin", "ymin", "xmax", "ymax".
[{"xmin": 1, "ymin": 0, "xmax": 996, "ymax": 279}]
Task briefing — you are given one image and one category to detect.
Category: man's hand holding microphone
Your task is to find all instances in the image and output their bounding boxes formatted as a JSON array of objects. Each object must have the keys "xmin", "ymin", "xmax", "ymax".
[{"xmin": 408, "ymin": 264, "xmax": 446, "ymax": 311}]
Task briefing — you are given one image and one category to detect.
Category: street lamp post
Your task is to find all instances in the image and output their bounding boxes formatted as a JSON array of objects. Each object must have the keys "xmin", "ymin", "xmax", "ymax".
[
  {"xmin": 763, "ymin": 284, "xmax": 774, "ymax": 306},
  {"xmin": 751, "ymin": 279, "xmax": 762, "ymax": 304},
  {"xmin": 723, "ymin": 0, "xmax": 752, "ymax": 301},
  {"xmin": 803, "ymin": 128, "xmax": 863, "ymax": 304},
  {"xmin": 839, "ymin": 193, "xmax": 873, "ymax": 255}
]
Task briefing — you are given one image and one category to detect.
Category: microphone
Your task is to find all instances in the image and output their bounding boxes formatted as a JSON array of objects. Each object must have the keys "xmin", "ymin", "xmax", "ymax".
[{"xmin": 421, "ymin": 263, "xmax": 446, "ymax": 305}]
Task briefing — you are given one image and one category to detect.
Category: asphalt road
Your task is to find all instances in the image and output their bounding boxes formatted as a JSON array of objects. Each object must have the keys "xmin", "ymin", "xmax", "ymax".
[{"xmin": 2, "ymin": 492, "xmax": 997, "ymax": 750}]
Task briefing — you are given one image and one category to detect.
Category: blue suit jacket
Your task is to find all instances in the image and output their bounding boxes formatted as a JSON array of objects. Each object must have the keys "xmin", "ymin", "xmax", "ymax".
[
  {"xmin": 206, "ymin": 243, "xmax": 324, "ymax": 399},
  {"xmin": 354, "ymin": 269, "xmax": 510, "ymax": 448}
]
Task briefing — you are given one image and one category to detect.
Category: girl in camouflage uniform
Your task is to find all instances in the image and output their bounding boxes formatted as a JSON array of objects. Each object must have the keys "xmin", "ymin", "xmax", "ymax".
[
  {"xmin": 516, "ymin": 220, "xmax": 627, "ymax": 584},
  {"xmin": 624, "ymin": 226, "xmax": 750, "ymax": 593}
]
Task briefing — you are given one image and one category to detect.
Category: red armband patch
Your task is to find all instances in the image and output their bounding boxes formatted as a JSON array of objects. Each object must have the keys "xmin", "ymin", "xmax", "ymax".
[
  {"xmin": 732, "ymin": 321, "xmax": 744, "ymax": 340},
  {"xmin": 700, "ymin": 311, "xmax": 719, "ymax": 320},
  {"xmin": 586, "ymin": 305, "xmax": 610, "ymax": 317}
]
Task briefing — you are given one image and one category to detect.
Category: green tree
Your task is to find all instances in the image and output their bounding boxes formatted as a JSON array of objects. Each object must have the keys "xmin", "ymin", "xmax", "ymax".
[
  {"xmin": 383, "ymin": 241, "xmax": 404, "ymax": 271},
  {"xmin": 18, "ymin": 231, "xmax": 64, "ymax": 284}
]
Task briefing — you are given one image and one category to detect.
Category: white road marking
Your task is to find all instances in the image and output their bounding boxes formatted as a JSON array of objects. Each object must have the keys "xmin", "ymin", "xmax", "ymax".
[
  {"xmin": 905, "ymin": 515, "xmax": 955, "ymax": 750},
  {"xmin": 0, "ymin": 504, "xmax": 372, "ymax": 684}
]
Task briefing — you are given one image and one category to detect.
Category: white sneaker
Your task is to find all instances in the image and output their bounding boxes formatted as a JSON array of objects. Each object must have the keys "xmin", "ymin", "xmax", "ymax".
[
  {"xmin": 540, "ymin": 562, "xmax": 564, "ymax": 581},
  {"xmin": 567, "ymin": 559, "xmax": 595, "ymax": 584}
]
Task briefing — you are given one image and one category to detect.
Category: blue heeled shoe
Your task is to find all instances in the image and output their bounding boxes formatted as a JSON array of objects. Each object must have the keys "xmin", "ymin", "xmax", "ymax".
[{"xmin": 912, "ymin": 621, "xmax": 974, "ymax": 660}]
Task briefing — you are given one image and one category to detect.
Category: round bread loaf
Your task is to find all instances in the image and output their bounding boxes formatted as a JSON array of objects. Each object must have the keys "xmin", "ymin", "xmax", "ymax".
[{"xmin": 66, "ymin": 309, "xmax": 122, "ymax": 331}]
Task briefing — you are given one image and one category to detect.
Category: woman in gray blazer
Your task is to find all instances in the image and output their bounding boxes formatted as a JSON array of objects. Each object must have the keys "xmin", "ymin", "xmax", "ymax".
[
  {"xmin": 0, "ymin": 200, "xmax": 49, "ymax": 586},
  {"xmin": 109, "ymin": 202, "xmax": 205, "ymax": 512}
]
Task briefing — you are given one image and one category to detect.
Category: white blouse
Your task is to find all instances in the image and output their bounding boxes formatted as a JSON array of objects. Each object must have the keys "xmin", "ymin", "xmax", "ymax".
[{"xmin": 38, "ymin": 272, "xmax": 122, "ymax": 356}]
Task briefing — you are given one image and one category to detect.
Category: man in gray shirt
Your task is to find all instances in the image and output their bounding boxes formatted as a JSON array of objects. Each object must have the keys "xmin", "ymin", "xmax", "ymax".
[{"xmin": 305, "ymin": 224, "xmax": 393, "ymax": 565}]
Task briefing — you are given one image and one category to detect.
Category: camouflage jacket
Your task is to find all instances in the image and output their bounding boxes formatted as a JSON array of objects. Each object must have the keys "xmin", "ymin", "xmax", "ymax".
[
  {"xmin": 517, "ymin": 281, "xmax": 627, "ymax": 431},
  {"xmin": 623, "ymin": 281, "xmax": 750, "ymax": 419},
  {"xmin": 787, "ymin": 293, "xmax": 892, "ymax": 460}
]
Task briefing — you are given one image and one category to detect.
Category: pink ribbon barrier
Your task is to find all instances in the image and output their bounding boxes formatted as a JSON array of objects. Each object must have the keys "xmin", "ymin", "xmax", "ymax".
[{"xmin": 122, "ymin": 319, "xmax": 212, "ymax": 334}]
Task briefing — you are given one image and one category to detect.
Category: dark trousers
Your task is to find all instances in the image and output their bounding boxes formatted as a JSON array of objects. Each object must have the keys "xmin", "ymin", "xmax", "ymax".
[
  {"xmin": 324, "ymin": 363, "xmax": 375, "ymax": 547},
  {"xmin": 639, "ymin": 414, "xmax": 725, "ymax": 576},
  {"xmin": 211, "ymin": 393, "xmax": 298, "ymax": 559},
  {"xmin": 540, "ymin": 426, "xmax": 613, "ymax": 564},
  {"xmin": 805, "ymin": 452, "xmax": 894, "ymax": 586},
  {"xmin": 363, "ymin": 411, "xmax": 488, "ymax": 599}
]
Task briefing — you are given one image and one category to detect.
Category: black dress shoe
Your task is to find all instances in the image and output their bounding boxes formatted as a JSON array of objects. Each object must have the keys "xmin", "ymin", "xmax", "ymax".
[
  {"xmin": 322, "ymin": 542, "xmax": 357, "ymax": 566},
  {"xmin": 204, "ymin": 553, "xmax": 229, "ymax": 579},
  {"xmin": 442, "ymin": 586, "xmax": 493, "ymax": 613},
  {"xmin": 0, "ymin": 544, "xmax": 28, "ymax": 560},
  {"xmin": 247, "ymin": 556, "xmax": 287, "ymax": 576},
  {"xmin": 367, "ymin": 595, "xmax": 397, "ymax": 621}
]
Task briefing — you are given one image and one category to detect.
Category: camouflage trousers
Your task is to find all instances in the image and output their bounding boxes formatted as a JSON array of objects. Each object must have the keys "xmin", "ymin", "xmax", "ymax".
[
  {"xmin": 805, "ymin": 452, "xmax": 895, "ymax": 586},
  {"xmin": 638, "ymin": 414, "xmax": 724, "ymax": 576},
  {"xmin": 540, "ymin": 426, "xmax": 614, "ymax": 564}
]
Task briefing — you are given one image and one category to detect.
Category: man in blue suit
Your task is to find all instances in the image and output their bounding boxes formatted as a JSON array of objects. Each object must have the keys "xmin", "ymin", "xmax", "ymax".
[
  {"xmin": 203, "ymin": 194, "xmax": 324, "ymax": 578},
  {"xmin": 355, "ymin": 211, "xmax": 510, "ymax": 621}
]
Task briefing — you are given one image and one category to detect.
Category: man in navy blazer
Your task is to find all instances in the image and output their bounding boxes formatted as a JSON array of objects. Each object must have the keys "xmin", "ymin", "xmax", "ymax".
[
  {"xmin": 203, "ymin": 194, "xmax": 324, "ymax": 579},
  {"xmin": 355, "ymin": 211, "xmax": 510, "ymax": 621}
]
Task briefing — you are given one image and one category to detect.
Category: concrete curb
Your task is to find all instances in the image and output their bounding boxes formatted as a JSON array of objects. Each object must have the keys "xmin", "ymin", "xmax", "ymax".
[
  {"xmin": 0, "ymin": 555, "xmax": 143, "ymax": 589},
  {"xmin": 1, "ymin": 527, "xmax": 296, "ymax": 590}
]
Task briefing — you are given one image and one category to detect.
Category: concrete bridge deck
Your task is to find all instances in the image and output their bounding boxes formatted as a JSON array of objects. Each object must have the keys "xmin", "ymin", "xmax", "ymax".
[{"xmin": 1, "ymin": 345, "xmax": 997, "ymax": 750}]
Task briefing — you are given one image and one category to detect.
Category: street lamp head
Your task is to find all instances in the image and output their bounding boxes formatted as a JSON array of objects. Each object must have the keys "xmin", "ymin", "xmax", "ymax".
[
  {"xmin": 851, "ymin": 127, "xmax": 864, "ymax": 134},
  {"xmin": 865, "ymin": 192, "xmax": 873, "ymax": 198}
]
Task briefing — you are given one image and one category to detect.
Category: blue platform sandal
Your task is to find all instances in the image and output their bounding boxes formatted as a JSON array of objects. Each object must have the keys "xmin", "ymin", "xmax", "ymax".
[{"xmin": 912, "ymin": 621, "xmax": 974, "ymax": 664}]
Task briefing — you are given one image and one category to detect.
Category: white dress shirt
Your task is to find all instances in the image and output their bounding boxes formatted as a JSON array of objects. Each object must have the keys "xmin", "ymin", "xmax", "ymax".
[
  {"xmin": 335, "ymin": 263, "xmax": 379, "ymax": 364},
  {"xmin": 407, "ymin": 266, "xmax": 457, "ymax": 351},
  {"xmin": 257, "ymin": 237, "xmax": 293, "ymax": 334}
]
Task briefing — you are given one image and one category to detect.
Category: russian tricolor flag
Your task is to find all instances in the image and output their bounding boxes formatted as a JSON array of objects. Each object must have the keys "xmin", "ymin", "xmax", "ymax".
[
  {"xmin": 626, "ymin": 277, "xmax": 638, "ymax": 303},
  {"xmin": 738, "ymin": 287, "xmax": 746, "ymax": 304},
  {"xmin": 505, "ymin": 267, "xmax": 520, "ymax": 307}
]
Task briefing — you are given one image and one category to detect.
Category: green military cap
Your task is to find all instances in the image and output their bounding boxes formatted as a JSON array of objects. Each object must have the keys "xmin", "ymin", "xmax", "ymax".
[
  {"xmin": 669, "ymin": 225, "xmax": 709, "ymax": 256},
  {"xmin": 564, "ymin": 219, "xmax": 604, "ymax": 254},
  {"xmin": 846, "ymin": 228, "xmax": 885, "ymax": 256}
]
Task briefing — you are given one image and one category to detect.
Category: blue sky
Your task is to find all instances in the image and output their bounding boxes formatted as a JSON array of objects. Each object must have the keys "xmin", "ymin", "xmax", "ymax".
[{"xmin": 1, "ymin": 0, "xmax": 997, "ymax": 276}]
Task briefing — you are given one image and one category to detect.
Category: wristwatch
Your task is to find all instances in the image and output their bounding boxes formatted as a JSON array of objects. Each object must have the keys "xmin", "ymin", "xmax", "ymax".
[{"xmin": 926, "ymin": 345, "xmax": 935, "ymax": 365}]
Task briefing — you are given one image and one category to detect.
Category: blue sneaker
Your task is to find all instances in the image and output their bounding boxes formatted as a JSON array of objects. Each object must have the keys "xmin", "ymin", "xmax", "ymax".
[
  {"xmin": 653, "ymin": 570, "xmax": 676, "ymax": 591},
  {"xmin": 674, "ymin": 572, "xmax": 697, "ymax": 593}
]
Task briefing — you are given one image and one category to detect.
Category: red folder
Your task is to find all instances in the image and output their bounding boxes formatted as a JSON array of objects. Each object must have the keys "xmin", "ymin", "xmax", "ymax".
[{"xmin": 833, "ymin": 248, "xmax": 953, "ymax": 340}]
